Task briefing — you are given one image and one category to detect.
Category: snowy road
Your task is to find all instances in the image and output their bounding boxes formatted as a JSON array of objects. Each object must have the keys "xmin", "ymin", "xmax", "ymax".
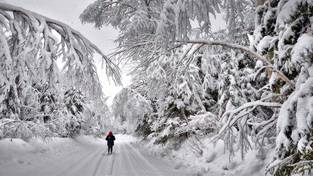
[{"xmin": 0, "ymin": 135, "xmax": 191, "ymax": 176}]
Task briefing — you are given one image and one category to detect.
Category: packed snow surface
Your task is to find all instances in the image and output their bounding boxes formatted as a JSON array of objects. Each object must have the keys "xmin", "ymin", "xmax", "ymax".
[{"xmin": 0, "ymin": 134, "xmax": 191, "ymax": 176}]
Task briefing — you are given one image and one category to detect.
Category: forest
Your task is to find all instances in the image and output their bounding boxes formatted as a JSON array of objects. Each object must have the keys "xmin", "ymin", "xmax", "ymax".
[{"xmin": 1, "ymin": 0, "xmax": 313, "ymax": 175}]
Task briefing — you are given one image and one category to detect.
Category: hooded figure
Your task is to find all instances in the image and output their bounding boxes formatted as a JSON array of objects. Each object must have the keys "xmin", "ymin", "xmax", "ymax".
[{"xmin": 106, "ymin": 131, "xmax": 115, "ymax": 154}]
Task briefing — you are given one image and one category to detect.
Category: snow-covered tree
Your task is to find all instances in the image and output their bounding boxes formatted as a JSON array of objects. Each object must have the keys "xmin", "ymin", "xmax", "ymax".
[
  {"xmin": 0, "ymin": 3, "xmax": 120, "ymax": 139},
  {"xmin": 63, "ymin": 88, "xmax": 85, "ymax": 137},
  {"xmin": 80, "ymin": 0, "xmax": 289, "ymax": 157},
  {"xmin": 80, "ymin": 0, "xmax": 258, "ymax": 68},
  {"xmin": 251, "ymin": 0, "xmax": 313, "ymax": 175},
  {"xmin": 112, "ymin": 88, "xmax": 152, "ymax": 133},
  {"xmin": 81, "ymin": 1, "xmax": 313, "ymax": 175}
]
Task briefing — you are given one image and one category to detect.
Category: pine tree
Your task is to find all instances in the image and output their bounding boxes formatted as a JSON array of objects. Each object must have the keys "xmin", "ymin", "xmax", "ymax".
[{"xmin": 252, "ymin": 0, "xmax": 313, "ymax": 175}]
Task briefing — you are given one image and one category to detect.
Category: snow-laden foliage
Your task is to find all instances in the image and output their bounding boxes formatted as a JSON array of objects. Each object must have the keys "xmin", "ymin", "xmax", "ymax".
[
  {"xmin": 128, "ymin": 44, "xmax": 282, "ymax": 161},
  {"xmin": 80, "ymin": 0, "xmax": 255, "ymax": 68},
  {"xmin": 112, "ymin": 88, "xmax": 152, "ymax": 133},
  {"xmin": 0, "ymin": 3, "xmax": 119, "ymax": 139},
  {"xmin": 252, "ymin": 0, "xmax": 313, "ymax": 175},
  {"xmin": 223, "ymin": 0, "xmax": 255, "ymax": 44},
  {"xmin": 82, "ymin": 0, "xmax": 312, "ymax": 175},
  {"xmin": 63, "ymin": 88, "xmax": 85, "ymax": 137},
  {"xmin": 83, "ymin": 0, "xmax": 287, "ymax": 167}
]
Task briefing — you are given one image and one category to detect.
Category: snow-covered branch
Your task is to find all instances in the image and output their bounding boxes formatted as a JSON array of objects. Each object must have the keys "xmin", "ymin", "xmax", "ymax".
[
  {"xmin": 0, "ymin": 2, "xmax": 121, "ymax": 84},
  {"xmin": 213, "ymin": 100, "xmax": 281, "ymax": 141},
  {"xmin": 176, "ymin": 40, "xmax": 294, "ymax": 87}
]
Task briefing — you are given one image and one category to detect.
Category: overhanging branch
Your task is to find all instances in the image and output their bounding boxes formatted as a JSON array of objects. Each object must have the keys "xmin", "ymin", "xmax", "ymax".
[
  {"xmin": 0, "ymin": 2, "xmax": 121, "ymax": 85},
  {"xmin": 176, "ymin": 40, "xmax": 294, "ymax": 88}
]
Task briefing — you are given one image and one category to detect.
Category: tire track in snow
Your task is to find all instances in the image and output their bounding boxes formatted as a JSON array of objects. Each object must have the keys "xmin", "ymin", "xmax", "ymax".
[
  {"xmin": 91, "ymin": 145, "xmax": 117, "ymax": 176},
  {"xmin": 127, "ymin": 143, "xmax": 162, "ymax": 175},
  {"xmin": 55, "ymin": 150, "xmax": 97, "ymax": 176},
  {"xmin": 114, "ymin": 144, "xmax": 137, "ymax": 176},
  {"xmin": 126, "ymin": 143, "xmax": 191, "ymax": 176},
  {"xmin": 55, "ymin": 147, "xmax": 103, "ymax": 176},
  {"xmin": 108, "ymin": 149, "xmax": 116, "ymax": 175},
  {"xmin": 91, "ymin": 154, "xmax": 104, "ymax": 176},
  {"xmin": 53, "ymin": 151, "xmax": 93, "ymax": 176},
  {"xmin": 126, "ymin": 144, "xmax": 156, "ymax": 175},
  {"xmin": 91, "ymin": 149, "xmax": 111, "ymax": 176}
]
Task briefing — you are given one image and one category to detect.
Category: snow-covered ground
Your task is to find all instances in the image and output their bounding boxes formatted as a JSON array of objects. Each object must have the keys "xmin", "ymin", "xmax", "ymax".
[
  {"xmin": 0, "ymin": 134, "xmax": 192, "ymax": 176},
  {"xmin": 143, "ymin": 136, "xmax": 274, "ymax": 176}
]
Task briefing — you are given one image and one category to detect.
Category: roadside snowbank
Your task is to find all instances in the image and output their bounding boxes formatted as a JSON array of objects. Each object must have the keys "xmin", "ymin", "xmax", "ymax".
[
  {"xmin": 142, "ymin": 136, "xmax": 275, "ymax": 176},
  {"xmin": 0, "ymin": 136, "xmax": 95, "ymax": 167}
]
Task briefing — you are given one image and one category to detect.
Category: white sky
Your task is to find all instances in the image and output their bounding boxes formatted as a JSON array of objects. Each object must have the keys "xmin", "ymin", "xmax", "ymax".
[{"xmin": 4, "ymin": 0, "xmax": 131, "ymax": 103}]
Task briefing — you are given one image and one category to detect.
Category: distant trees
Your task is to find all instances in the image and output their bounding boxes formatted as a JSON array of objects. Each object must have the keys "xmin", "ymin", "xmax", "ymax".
[{"xmin": 112, "ymin": 88, "xmax": 152, "ymax": 133}]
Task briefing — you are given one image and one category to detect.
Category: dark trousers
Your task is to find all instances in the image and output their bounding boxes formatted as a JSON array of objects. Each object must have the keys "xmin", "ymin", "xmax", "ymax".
[{"xmin": 108, "ymin": 145, "xmax": 113, "ymax": 154}]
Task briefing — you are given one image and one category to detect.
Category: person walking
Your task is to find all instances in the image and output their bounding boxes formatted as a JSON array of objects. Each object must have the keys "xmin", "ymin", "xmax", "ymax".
[{"xmin": 106, "ymin": 131, "xmax": 115, "ymax": 154}]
